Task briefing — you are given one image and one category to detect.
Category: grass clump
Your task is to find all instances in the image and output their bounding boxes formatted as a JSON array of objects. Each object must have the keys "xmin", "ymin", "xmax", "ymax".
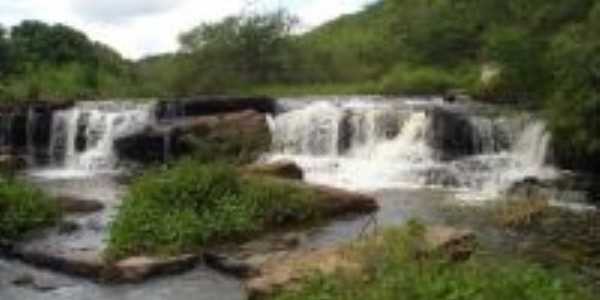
[
  {"xmin": 271, "ymin": 221, "xmax": 595, "ymax": 300},
  {"xmin": 493, "ymin": 196, "xmax": 549, "ymax": 228},
  {"xmin": 0, "ymin": 179, "xmax": 60, "ymax": 241},
  {"xmin": 107, "ymin": 159, "xmax": 319, "ymax": 259}
]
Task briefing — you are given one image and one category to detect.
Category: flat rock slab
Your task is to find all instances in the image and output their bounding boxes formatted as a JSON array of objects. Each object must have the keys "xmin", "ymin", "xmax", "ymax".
[
  {"xmin": 108, "ymin": 255, "xmax": 200, "ymax": 283},
  {"xmin": 56, "ymin": 196, "xmax": 105, "ymax": 215},
  {"xmin": 10, "ymin": 243, "xmax": 199, "ymax": 283}
]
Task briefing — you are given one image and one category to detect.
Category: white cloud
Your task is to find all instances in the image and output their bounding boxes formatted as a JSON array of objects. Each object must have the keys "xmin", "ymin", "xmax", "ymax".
[
  {"xmin": 0, "ymin": 0, "xmax": 372, "ymax": 59},
  {"xmin": 70, "ymin": 0, "xmax": 184, "ymax": 23}
]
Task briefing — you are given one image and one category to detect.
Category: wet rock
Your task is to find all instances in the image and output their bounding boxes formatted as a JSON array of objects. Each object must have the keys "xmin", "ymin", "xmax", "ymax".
[
  {"xmin": 11, "ymin": 273, "xmax": 61, "ymax": 292},
  {"xmin": 0, "ymin": 154, "xmax": 26, "ymax": 172},
  {"xmin": 110, "ymin": 255, "xmax": 200, "ymax": 283},
  {"xmin": 116, "ymin": 110, "xmax": 271, "ymax": 164},
  {"xmin": 427, "ymin": 107, "xmax": 477, "ymax": 160},
  {"xmin": 444, "ymin": 89, "xmax": 472, "ymax": 103},
  {"xmin": 204, "ymin": 252, "xmax": 259, "ymax": 278},
  {"xmin": 12, "ymin": 273, "xmax": 35, "ymax": 286},
  {"xmin": 312, "ymin": 184, "xmax": 378, "ymax": 217},
  {"xmin": 14, "ymin": 246, "xmax": 105, "ymax": 279},
  {"xmin": 57, "ymin": 221, "xmax": 81, "ymax": 235},
  {"xmin": 56, "ymin": 196, "xmax": 105, "ymax": 215},
  {"xmin": 241, "ymin": 161, "xmax": 304, "ymax": 180}
]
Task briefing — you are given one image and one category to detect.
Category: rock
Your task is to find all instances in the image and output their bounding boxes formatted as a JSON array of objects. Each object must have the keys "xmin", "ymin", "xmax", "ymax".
[
  {"xmin": 110, "ymin": 255, "xmax": 199, "ymax": 283},
  {"xmin": 241, "ymin": 161, "xmax": 304, "ymax": 180},
  {"xmin": 204, "ymin": 252, "xmax": 259, "ymax": 278},
  {"xmin": 12, "ymin": 273, "xmax": 35, "ymax": 286},
  {"xmin": 427, "ymin": 107, "xmax": 477, "ymax": 160},
  {"xmin": 56, "ymin": 196, "xmax": 105, "ymax": 215},
  {"xmin": 246, "ymin": 247, "xmax": 361, "ymax": 299},
  {"xmin": 444, "ymin": 89, "xmax": 472, "ymax": 103},
  {"xmin": 312, "ymin": 185, "xmax": 378, "ymax": 217},
  {"xmin": 423, "ymin": 226, "xmax": 476, "ymax": 261},
  {"xmin": 116, "ymin": 110, "xmax": 271, "ymax": 164},
  {"xmin": 11, "ymin": 273, "xmax": 61, "ymax": 292},
  {"xmin": 0, "ymin": 154, "xmax": 25, "ymax": 172},
  {"xmin": 14, "ymin": 246, "xmax": 105, "ymax": 279},
  {"xmin": 57, "ymin": 221, "xmax": 81, "ymax": 235}
]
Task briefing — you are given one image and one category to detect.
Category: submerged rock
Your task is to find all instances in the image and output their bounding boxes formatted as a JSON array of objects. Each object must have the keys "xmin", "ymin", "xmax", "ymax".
[{"xmin": 55, "ymin": 196, "xmax": 105, "ymax": 215}]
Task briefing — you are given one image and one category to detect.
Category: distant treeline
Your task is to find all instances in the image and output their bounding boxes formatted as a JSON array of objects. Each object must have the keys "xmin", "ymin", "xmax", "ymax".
[
  {"xmin": 0, "ymin": 20, "xmax": 138, "ymax": 101},
  {"xmin": 1, "ymin": 0, "xmax": 600, "ymax": 170}
]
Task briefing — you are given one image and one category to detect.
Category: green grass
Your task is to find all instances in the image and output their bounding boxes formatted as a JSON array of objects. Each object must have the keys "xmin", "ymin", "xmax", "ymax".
[
  {"xmin": 0, "ymin": 179, "xmax": 60, "ymax": 241},
  {"xmin": 107, "ymin": 159, "xmax": 319, "ymax": 260},
  {"xmin": 271, "ymin": 222, "xmax": 595, "ymax": 300},
  {"xmin": 247, "ymin": 81, "xmax": 381, "ymax": 97}
]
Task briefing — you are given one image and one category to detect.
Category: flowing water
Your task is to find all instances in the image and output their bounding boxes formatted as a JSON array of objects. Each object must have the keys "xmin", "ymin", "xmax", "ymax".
[
  {"xmin": 0, "ymin": 96, "xmax": 596, "ymax": 299},
  {"xmin": 267, "ymin": 97, "xmax": 558, "ymax": 201},
  {"xmin": 29, "ymin": 101, "xmax": 155, "ymax": 178}
]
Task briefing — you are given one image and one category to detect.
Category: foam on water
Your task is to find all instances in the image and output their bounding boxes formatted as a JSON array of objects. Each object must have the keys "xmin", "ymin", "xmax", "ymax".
[
  {"xmin": 267, "ymin": 98, "xmax": 558, "ymax": 200},
  {"xmin": 30, "ymin": 101, "xmax": 155, "ymax": 179}
]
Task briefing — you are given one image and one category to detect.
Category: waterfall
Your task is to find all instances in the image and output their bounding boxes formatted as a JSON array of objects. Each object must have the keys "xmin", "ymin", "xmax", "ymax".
[
  {"xmin": 267, "ymin": 99, "xmax": 557, "ymax": 198},
  {"xmin": 45, "ymin": 101, "xmax": 155, "ymax": 175}
]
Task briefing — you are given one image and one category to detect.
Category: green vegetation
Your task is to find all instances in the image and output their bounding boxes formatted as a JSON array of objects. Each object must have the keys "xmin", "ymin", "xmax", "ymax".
[
  {"xmin": 0, "ymin": 179, "xmax": 60, "ymax": 241},
  {"xmin": 2, "ymin": 0, "xmax": 600, "ymax": 171},
  {"xmin": 271, "ymin": 222, "xmax": 595, "ymax": 300},
  {"xmin": 0, "ymin": 21, "xmax": 136, "ymax": 101},
  {"xmin": 107, "ymin": 160, "xmax": 319, "ymax": 259}
]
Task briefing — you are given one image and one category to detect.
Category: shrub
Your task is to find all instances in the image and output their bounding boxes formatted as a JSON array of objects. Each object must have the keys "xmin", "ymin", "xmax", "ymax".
[
  {"xmin": 0, "ymin": 179, "xmax": 60, "ymax": 241},
  {"xmin": 107, "ymin": 160, "xmax": 318, "ymax": 259},
  {"xmin": 272, "ymin": 222, "xmax": 595, "ymax": 300}
]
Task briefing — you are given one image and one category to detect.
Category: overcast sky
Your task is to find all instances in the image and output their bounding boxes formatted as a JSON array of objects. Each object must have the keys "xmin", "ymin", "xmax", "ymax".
[{"xmin": 0, "ymin": 0, "xmax": 372, "ymax": 59}]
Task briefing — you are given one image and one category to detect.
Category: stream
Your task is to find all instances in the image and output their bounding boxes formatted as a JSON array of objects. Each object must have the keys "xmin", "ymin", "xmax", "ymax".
[{"xmin": 1, "ymin": 96, "xmax": 598, "ymax": 299}]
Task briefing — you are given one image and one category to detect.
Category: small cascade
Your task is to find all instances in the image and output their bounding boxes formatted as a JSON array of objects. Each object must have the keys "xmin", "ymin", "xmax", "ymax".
[
  {"xmin": 46, "ymin": 101, "xmax": 155, "ymax": 174},
  {"xmin": 267, "ymin": 99, "xmax": 557, "ymax": 198}
]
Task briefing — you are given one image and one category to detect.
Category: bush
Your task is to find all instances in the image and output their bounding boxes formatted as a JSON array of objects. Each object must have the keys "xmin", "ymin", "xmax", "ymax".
[
  {"xmin": 107, "ymin": 160, "xmax": 318, "ymax": 259},
  {"xmin": 0, "ymin": 179, "xmax": 60, "ymax": 241},
  {"xmin": 272, "ymin": 222, "xmax": 595, "ymax": 300}
]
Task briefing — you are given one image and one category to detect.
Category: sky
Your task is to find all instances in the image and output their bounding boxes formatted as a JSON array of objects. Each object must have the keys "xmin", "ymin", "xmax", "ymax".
[{"xmin": 0, "ymin": 0, "xmax": 373, "ymax": 59}]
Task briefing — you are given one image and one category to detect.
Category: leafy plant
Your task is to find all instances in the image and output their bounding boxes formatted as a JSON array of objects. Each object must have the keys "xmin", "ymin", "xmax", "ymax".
[
  {"xmin": 0, "ymin": 179, "xmax": 60, "ymax": 241},
  {"xmin": 107, "ymin": 159, "xmax": 318, "ymax": 259}
]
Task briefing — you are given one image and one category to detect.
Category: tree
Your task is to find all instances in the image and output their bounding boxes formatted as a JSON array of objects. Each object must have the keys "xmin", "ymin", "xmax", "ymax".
[
  {"xmin": 0, "ymin": 25, "xmax": 11, "ymax": 78},
  {"xmin": 177, "ymin": 11, "xmax": 297, "ymax": 93}
]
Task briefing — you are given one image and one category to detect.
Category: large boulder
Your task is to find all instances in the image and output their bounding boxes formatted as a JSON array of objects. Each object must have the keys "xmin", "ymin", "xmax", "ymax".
[{"xmin": 115, "ymin": 110, "xmax": 271, "ymax": 164}]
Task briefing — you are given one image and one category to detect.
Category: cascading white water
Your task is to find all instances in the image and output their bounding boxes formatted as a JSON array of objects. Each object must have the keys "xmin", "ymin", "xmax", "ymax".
[
  {"xmin": 267, "ymin": 99, "xmax": 557, "ymax": 199},
  {"xmin": 40, "ymin": 101, "xmax": 155, "ymax": 177}
]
